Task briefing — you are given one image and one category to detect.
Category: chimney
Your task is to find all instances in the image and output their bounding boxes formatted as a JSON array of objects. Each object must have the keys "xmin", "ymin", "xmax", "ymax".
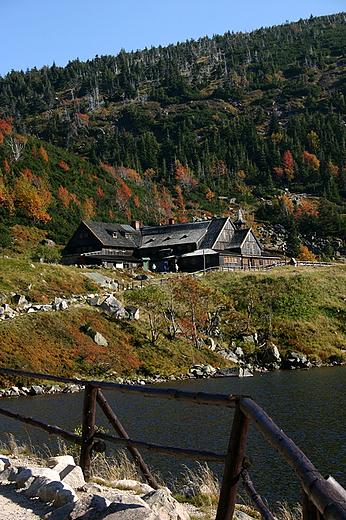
[
  {"xmin": 132, "ymin": 220, "xmax": 140, "ymax": 230},
  {"xmin": 169, "ymin": 218, "xmax": 175, "ymax": 225}
]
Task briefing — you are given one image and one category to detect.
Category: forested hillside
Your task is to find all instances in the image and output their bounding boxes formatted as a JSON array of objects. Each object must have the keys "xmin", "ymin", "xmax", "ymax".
[{"xmin": 0, "ymin": 12, "xmax": 346, "ymax": 254}]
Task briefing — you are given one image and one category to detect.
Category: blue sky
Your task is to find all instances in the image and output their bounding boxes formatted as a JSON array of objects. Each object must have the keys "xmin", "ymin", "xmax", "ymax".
[{"xmin": 1, "ymin": 0, "xmax": 345, "ymax": 77}]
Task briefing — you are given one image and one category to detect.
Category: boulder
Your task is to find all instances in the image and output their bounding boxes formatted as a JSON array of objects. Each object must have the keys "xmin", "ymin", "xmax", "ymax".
[
  {"xmin": 100, "ymin": 295, "xmax": 129, "ymax": 319},
  {"xmin": 60, "ymin": 464, "xmax": 85, "ymax": 489},
  {"xmin": 124, "ymin": 305, "xmax": 140, "ymax": 320},
  {"xmin": 24, "ymin": 475, "xmax": 54, "ymax": 498},
  {"xmin": 53, "ymin": 482, "xmax": 77, "ymax": 508},
  {"xmin": 16, "ymin": 467, "xmax": 60, "ymax": 489},
  {"xmin": 142, "ymin": 488, "xmax": 190, "ymax": 520},
  {"xmin": 93, "ymin": 331, "xmax": 108, "ymax": 347},
  {"xmin": 102, "ymin": 506, "xmax": 159, "ymax": 520},
  {"xmin": 284, "ymin": 351, "xmax": 310, "ymax": 369},
  {"xmin": 0, "ymin": 457, "xmax": 10, "ymax": 472},
  {"xmin": 87, "ymin": 296, "xmax": 101, "ymax": 306},
  {"xmin": 41, "ymin": 239, "xmax": 56, "ymax": 247},
  {"xmin": 0, "ymin": 465, "xmax": 19, "ymax": 481},
  {"xmin": 29, "ymin": 385, "xmax": 44, "ymax": 395},
  {"xmin": 259, "ymin": 343, "xmax": 281, "ymax": 366},
  {"xmin": 13, "ymin": 294, "xmax": 29, "ymax": 307},
  {"xmin": 47, "ymin": 455, "xmax": 75, "ymax": 474},
  {"xmin": 68, "ymin": 494, "xmax": 108, "ymax": 519},
  {"xmin": 217, "ymin": 347, "xmax": 239, "ymax": 364}
]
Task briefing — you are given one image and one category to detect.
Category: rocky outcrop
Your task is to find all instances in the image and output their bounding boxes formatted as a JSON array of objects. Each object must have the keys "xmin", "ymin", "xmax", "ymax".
[
  {"xmin": 0, "ymin": 454, "xmax": 192, "ymax": 520},
  {"xmin": 188, "ymin": 364, "xmax": 253, "ymax": 378},
  {"xmin": 283, "ymin": 351, "xmax": 312, "ymax": 369}
]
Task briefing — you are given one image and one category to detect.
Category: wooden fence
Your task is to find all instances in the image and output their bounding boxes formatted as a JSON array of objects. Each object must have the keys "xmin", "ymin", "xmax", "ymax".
[{"xmin": 0, "ymin": 367, "xmax": 345, "ymax": 520}]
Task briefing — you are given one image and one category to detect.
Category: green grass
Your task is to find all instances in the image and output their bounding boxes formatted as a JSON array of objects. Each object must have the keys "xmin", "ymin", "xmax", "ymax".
[{"xmin": 0, "ymin": 250, "xmax": 345, "ymax": 384}]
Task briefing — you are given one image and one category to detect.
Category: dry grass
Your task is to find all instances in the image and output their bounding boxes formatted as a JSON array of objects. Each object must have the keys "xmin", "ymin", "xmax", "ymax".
[{"xmin": 90, "ymin": 449, "xmax": 142, "ymax": 483}]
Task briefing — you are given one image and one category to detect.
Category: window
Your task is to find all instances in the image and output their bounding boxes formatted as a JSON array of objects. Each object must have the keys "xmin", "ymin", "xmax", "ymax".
[
  {"xmin": 112, "ymin": 232, "xmax": 118, "ymax": 238},
  {"xmin": 125, "ymin": 233, "xmax": 132, "ymax": 239}
]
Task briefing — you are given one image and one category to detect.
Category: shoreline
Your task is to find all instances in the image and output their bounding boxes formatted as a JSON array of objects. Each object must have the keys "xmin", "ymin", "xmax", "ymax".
[{"xmin": 0, "ymin": 360, "xmax": 344, "ymax": 400}]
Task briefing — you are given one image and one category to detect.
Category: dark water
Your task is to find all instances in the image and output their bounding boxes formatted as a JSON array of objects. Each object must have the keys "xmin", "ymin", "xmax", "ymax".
[{"xmin": 0, "ymin": 366, "xmax": 345, "ymax": 510}]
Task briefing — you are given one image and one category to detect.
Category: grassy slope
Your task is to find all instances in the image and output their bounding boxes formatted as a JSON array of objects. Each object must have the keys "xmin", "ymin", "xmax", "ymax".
[
  {"xmin": 1, "ymin": 231, "xmax": 345, "ymax": 386},
  {"xmin": 205, "ymin": 266, "xmax": 346, "ymax": 362}
]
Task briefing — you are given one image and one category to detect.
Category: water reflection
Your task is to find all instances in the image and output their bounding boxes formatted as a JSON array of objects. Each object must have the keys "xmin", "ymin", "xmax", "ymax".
[{"xmin": 0, "ymin": 366, "xmax": 344, "ymax": 509}]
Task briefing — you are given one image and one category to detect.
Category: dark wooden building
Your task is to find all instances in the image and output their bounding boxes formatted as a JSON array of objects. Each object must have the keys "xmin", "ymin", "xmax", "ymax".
[{"xmin": 62, "ymin": 214, "xmax": 279, "ymax": 270}]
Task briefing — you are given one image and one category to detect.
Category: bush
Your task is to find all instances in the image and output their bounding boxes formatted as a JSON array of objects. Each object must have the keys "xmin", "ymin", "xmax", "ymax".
[{"xmin": 32, "ymin": 244, "xmax": 61, "ymax": 263}]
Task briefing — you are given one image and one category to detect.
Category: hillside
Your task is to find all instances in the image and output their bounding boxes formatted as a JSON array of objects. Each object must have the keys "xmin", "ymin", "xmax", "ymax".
[
  {"xmin": 0, "ymin": 234, "xmax": 345, "ymax": 386},
  {"xmin": 0, "ymin": 13, "xmax": 346, "ymax": 256}
]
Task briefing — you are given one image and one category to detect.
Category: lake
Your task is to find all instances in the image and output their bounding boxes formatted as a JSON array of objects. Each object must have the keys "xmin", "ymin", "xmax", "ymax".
[{"xmin": 0, "ymin": 365, "xmax": 345, "ymax": 510}]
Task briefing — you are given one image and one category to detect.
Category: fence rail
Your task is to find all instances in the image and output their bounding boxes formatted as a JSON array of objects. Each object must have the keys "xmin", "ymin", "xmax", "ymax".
[{"xmin": 0, "ymin": 367, "xmax": 345, "ymax": 520}]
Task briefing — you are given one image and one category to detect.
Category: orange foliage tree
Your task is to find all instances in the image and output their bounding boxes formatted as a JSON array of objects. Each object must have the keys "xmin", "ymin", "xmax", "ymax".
[
  {"xmin": 82, "ymin": 196, "xmax": 96, "ymax": 220},
  {"xmin": 58, "ymin": 160, "xmax": 69, "ymax": 171},
  {"xmin": 14, "ymin": 169, "xmax": 52, "ymax": 223},
  {"xmin": 297, "ymin": 245, "xmax": 316, "ymax": 261},
  {"xmin": 302, "ymin": 151, "xmax": 320, "ymax": 171},
  {"xmin": 0, "ymin": 174, "xmax": 14, "ymax": 214},
  {"xmin": 205, "ymin": 187, "xmax": 215, "ymax": 201},
  {"xmin": 295, "ymin": 200, "xmax": 318, "ymax": 220},
  {"xmin": 115, "ymin": 178, "xmax": 132, "ymax": 210},
  {"xmin": 175, "ymin": 162, "xmax": 198, "ymax": 191},
  {"xmin": 40, "ymin": 145, "xmax": 48, "ymax": 162},
  {"xmin": 274, "ymin": 150, "xmax": 294, "ymax": 183},
  {"xmin": 57, "ymin": 186, "xmax": 71, "ymax": 209}
]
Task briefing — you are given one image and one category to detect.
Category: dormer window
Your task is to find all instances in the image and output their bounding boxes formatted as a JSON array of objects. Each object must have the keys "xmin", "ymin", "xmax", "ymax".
[
  {"xmin": 125, "ymin": 233, "xmax": 132, "ymax": 239},
  {"xmin": 112, "ymin": 232, "xmax": 118, "ymax": 238},
  {"xmin": 180, "ymin": 234, "xmax": 188, "ymax": 239}
]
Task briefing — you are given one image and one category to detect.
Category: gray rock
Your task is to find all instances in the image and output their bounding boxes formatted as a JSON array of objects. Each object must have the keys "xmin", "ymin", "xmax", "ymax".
[
  {"xmin": 25, "ymin": 475, "xmax": 53, "ymax": 498},
  {"xmin": 0, "ymin": 465, "xmax": 19, "ymax": 481},
  {"xmin": 47, "ymin": 455, "xmax": 75, "ymax": 473},
  {"xmin": 102, "ymin": 506, "xmax": 159, "ymax": 520},
  {"xmin": 124, "ymin": 305, "xmax": 140, "ymax": 320},
  {"xmin": 111, "ymin": 479, "xmax": 154, "ymax": 494},
  {"xmin": 53, "ymin": 483, "xmax": 77, "ymax": 508},
  {"xmin": 60, "ymin": 464, "xmax": 85, "ymax": 489},
  {"xmin": 103, "ymin": 493, "xmax": 150, "ymax": 509},
  {"xmin": 142, "ymin": 488, "xmax": 190, "ymax": 520},
  {"xmin": 259, "ymin": 343, "xmax": 281, "ymax": 365},
  {"xmin": 87, "ymin": 297, "xmax": 101, "ymax": 306},
  {"xmin": 29, "ymin": 385, "xmax": 44, "ymax": 395},
  {"xmin": 13, "ymin": 294, "xmax": 29, "ymax": 307},
  {"xmin": 100, "ymin": 295, "xmax": 128, "ymax": 319},
  {"xmin": 41, "ymin": 239, "xmax": 56, "ymax": 247},
  {"xmin": 16, "ymin": 467, "xmax": 59, "ymax": 489},
  {"xmin": 234, "ymin": 510, "xmax": 255, "ymax": 520},
  {"xmin": 216, "ymin": 347, "xmax": 239, "ymax": 364},
  {"xmin": 68, "ymin": 494, "xmax": 108, "ymax": 519},
  {"xmin": 93, "ymin": 331, "xmax": 108, "ymax": 347}
]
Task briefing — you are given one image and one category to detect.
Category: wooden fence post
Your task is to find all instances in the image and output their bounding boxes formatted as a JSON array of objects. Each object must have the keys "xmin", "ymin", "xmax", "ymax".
[
  {"xmin": 303, "ymin": 489, "xmax": 322, "ymax": 520},
  {"xmin": 80, "ymin": 384, "xmax": 98, "ymax": 481},
  {"xmin": 216, "ymin": 402, "xmax": 250, "ymax": 520},
  {"xmin": 96, "ymin": 390, "xmax": 159, "ymax": 489}
]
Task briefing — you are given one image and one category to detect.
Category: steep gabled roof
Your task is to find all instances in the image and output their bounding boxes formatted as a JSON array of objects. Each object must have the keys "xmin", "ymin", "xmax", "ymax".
[
  {"xmin": 227, "ymin": 229, "xmax": 251, "ymax": 250},
  {"xmin": 199, "ymin": 217, "xmax": 229, "ymax": 248},
  {"xmin": 227, "ymin": 228, "xmax": 263, "ymax": 252},
  {"xmin": 140, "ymin": 217, "xmax": 230, "ymax": 251},
  {"xmin": 140, "ymin": 220, "xmax": 210, "ymax": 250},
  {"xmin": 83, "ymin": 221, "xmax": 142, "ymax": 248}
]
